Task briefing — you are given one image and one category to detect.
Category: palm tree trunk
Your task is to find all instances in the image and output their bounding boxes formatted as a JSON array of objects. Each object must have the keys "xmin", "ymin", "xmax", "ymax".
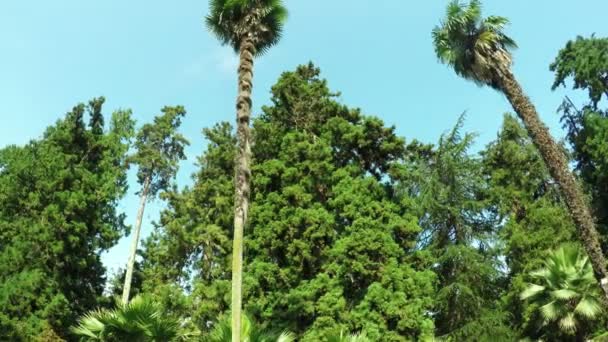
[
  {"xmin": 122, "ymin": 175, "xmax": 151, "ymax": 304},
  {"xmin": 498, "ymin": 71, "xmax": 608, "ymax": 302},
  {"xmin": 231, "ymin": 37, "xmax": 255, "ymax": 342}
]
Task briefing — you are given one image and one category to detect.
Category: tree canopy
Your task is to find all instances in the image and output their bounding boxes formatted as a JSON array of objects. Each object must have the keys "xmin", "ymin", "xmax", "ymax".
[
  {"xmin": 3, "ymin": 5, "xmax": 608, "ymax": 340},
  {"xmin": 0, "ymin": 98, "xmax": 134, "ymax": 339}
]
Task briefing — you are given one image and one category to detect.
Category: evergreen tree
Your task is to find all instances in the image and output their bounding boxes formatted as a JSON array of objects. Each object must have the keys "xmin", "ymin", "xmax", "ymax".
[
  {"xmin": 0, "ymin": 98, "xmax": 134, "ymax": 339},
  {"xmin": 551, "ymin": 35, "xmax": 608, "ymax": 252},
  {"xmin": 122, "ymin": 106, "xmax": 189, "ymax": 304},
  {"xmin": 142, "ymin": 64, "xmax": 436, "ymax": 341},
  {"xmin": 141, "ymin": 122, "xmax": 236, "ymax": 328},
  {"xmin": 481, "ymin": 114, "xmax": 577, "ymax": 337},
  {"xmin": 407, "ymin": 115, "xmax": 512, "ymax": 340}
]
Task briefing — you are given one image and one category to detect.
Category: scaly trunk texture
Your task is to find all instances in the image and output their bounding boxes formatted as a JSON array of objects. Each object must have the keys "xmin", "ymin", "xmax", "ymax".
[
  {"xmin": 121, "ymin": 176, "xmax": 151, "ymax": 304},
  {"xmin": 231, "ymin": 37, "xmax": 255, "ymax": 342},
  {"xmin": 498, "ymin": 70, "xmax": 608, "ymax": 302}
]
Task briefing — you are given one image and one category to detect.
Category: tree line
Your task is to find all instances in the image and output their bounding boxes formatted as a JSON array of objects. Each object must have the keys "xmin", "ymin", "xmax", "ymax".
[{"xmin": 1, "ymin": 0, "xmax": 608, "ymax": 341}]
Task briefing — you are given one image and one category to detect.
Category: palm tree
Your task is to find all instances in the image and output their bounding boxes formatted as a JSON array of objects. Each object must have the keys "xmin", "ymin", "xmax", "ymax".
[
  {"xmin": 205, "ymin": 314, "xmax": 294, "ymax": 342},
  {"xmin": 205, "ymin": 1, "xmax": 287, "ymax": 340},
  {"xmin": 432, "ymin": 0, "xmax": 608, "ymax": 302},
  {"xmin": 325, "ymin": 331, "xmax": 371, "ymax": 342},
  {"xmin": 521, "ymin": 245, "xmax": 603, "ymax": 340},
  {"xmin": 71, "ymin": 295, "xmax": 198, "ymax": 341}
]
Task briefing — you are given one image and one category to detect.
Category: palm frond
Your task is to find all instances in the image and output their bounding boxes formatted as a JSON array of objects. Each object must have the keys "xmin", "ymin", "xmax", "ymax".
[
  {"xmin": 520, "ymin": 284, "xmax": 545, "ymax": 300},
  {"xmin": 551, "ymin": 289, "xmax": 579, "ymax": 300},
  {"xmin": 325, "ymin": 331, "xmax": 371, "ymax": 342},
  {"xmin": 432, "ymin": 0, "xmax": 516, "ymax": 88},
  {"xmin": 574, "ymin": 297, "xmax": 602, "ymax": 318},
  {"xmin": 71, "ymin": 295, "xmax": 194, "ymax": 341},
  {"xmin": 276, "ymin": 331, "xmax": 296, "ymax": 342},
  {"xmin": 520, "ymin": 244, "xmax": 603, "ymax": 337},
  {"xmin": 205, "ymin": 0, "xmax": 288, "ymax": 55},
  {"xmin": 540, "ymin": 301, "xmax": 562, "ymax": 322},
  {"xmin": 558, "ymin": 313, "xmax": 577, "ymax": 333},
  {"xmin": 205, "ymin": 313, "xmax": 293, "ymax": 342}
]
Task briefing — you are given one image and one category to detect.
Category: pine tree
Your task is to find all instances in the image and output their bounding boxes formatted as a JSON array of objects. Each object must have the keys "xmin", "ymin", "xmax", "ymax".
[{"xmin": 407, "ymin": 115, "xmax": 513, "ymax": 340}]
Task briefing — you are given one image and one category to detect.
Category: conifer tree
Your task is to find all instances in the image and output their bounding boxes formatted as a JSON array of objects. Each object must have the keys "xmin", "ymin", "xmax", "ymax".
[
  {"xmin": 122, "ymin": 106, "xmax": 189, "ymax": 304},
  {"xmin": 0, "ymin": 98, "xmax": 134, "ymax": 339}
]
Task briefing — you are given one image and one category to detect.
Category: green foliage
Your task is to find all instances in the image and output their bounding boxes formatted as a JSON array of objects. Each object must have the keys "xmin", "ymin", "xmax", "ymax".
[
  {"xmin": 205, "ymin": 313, "xmax": 294, "ymax": 342},
  {"xmin": 521, "ymin": 245, "xmax": 603, "ymax": 340},
  {"xmin": 141, "ymin": 122, "xmax": 235, "ymax": 327},
  {"xmin": 71, "ymin": 295, "xmax": 198, "ymax": 341},
  {"xmin": 5, "ymin": 27, "xmax": 608, "ymax": 341},
  {"xmin": 324, "ymin": 331, "xmax": 371, "ymax": 342},
  {"xmin": 551, "ymin": 35, "xmax": 608, "ymax": 107},
  {"xmin": 0, "ymin": 98, "xmax": 134, "ymax": 339},
  {"xmin": 481, "ymin": 114, "xmax": 577, "ymax": 337},
  {"xmin": 205, "ymin": 0, "xmax": 288, "ymax": 55},
  {"xmin": 551, "ymin": 35, "xmax": 608, "ymax": 253},
  {"xmin": 432, "ymin": 0, "xmax": 517, "ymax": 89},
  {"xmin": 143, "ymin": 63, "xmax": 436, "ymax": 341},
  {"xmin": 129, "ymin": 106, "xmax": 189, "ymax": 196},
  {"xmin": 108, "ymin": 262, "xmax": 145, "ymax": 298},
  {"xmin": 406, "ymin": 114, "xmax": 513, "ymax": 340}
]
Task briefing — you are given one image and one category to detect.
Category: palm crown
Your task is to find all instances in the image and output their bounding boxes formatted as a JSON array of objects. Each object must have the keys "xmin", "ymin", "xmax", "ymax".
[
  {"xmin": 205, "ymin": 313, "xmax": 295, "ymax": 342},
  {"xmin": 432, "ymin": 0, "xmax": 517, "ymax": 89},
  {"xmin": 206, "ymin": 0, "xmax": 288, "ymax": 55},
  {"xmin": 520, "ymin": 245, "xmax": 603, "ymax": 335},
  {"xmin": 71, "ymin": 295, "xmax": 198, "ymax": 341}
]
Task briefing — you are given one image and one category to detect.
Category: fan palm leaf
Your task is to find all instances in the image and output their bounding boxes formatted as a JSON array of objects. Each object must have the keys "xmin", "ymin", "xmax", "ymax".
[
  {"xmin": 325, "ymin": 331, "xmax": 371, "ymax": 342},
  {"xmin": 521, "ymin": 245, "xmax": 603, "ymax": 336},
  {"xmin": 205, "ymin": 0, "xmax": 287, "ymax": 55},
  {"xmin": 432, "ymin": 0, "xmax": 516, "ymax": 89},
  {"xmin": 71, "ymin": 295, "xmax": 196, "ymax": 341},
  {"xmin": 205, "ymin": 314, "xmax": 294, "ymax": 342}
]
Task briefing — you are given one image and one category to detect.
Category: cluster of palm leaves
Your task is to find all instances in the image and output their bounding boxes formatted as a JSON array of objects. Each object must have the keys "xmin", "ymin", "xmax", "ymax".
[
  {"xmin": 71, "ymin": 295, "xmax": 198, "ymax": 341},
  {"xmin": 432, "ymin": 0, "xmax": 517, "ymax": 89},
  {"xmin": 204, "ymin": 314, "xmax": 294, "ymax": 342},
  {"xmin": 72, "ymin": 299, "xmax": 374, "ymax": 342},
  {"xmin": 521, "ymin": 245, "xmax": 603, "ymax": 336},
  {"xmin": 325, "ymin": 331, "xmax": 370, "ymax": 342}
]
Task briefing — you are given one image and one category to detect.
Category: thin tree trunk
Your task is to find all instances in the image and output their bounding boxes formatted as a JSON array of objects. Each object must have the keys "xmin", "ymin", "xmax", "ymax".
[
  {"xmin": 121, "ymin": 175, "xmax": 151, "ymax": 304},
  {"xmin": 498, "ymin": 71, "xmax": 608, "ymax": 302},
  {"xmin": 232, "ymin": 37, "xmax": 255, "ymax": 342}
]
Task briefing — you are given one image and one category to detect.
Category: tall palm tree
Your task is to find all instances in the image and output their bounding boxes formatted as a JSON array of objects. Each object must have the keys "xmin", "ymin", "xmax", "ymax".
[
  {"xmin": 432, "ymin": 0, "xmax": 608, "ymax": 302},
  {"xmin": 521, "ymin": 245, "xmax": 603, "ymax": 340},
  {"xmin": 205, "ymin": 1, "xmax": 288, "ymax": 340}
]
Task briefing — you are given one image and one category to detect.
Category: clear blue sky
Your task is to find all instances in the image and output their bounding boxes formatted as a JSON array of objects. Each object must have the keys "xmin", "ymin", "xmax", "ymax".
[{"xmin": 1, "ymin": 0, "xmax": 606, "ymax": 276}]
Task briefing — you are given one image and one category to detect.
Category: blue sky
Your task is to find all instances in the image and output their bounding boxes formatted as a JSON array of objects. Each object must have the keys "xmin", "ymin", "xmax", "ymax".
[{"xmin": 1, "ymin": 0, "xmax": 607, "ymax": 276}]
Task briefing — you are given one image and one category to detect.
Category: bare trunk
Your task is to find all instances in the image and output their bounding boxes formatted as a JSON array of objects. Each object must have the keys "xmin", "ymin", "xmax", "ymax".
[
  {"xmin": 498, "ymin": 71, "xmax": 608, "ymax": 302},
  {"xmin": 121, "ymin": 176, "xmax": 150, "ymax": 304},
  {"xmin": 231, "ymin": 37, "xmax": 255, "ymax": 342}
]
